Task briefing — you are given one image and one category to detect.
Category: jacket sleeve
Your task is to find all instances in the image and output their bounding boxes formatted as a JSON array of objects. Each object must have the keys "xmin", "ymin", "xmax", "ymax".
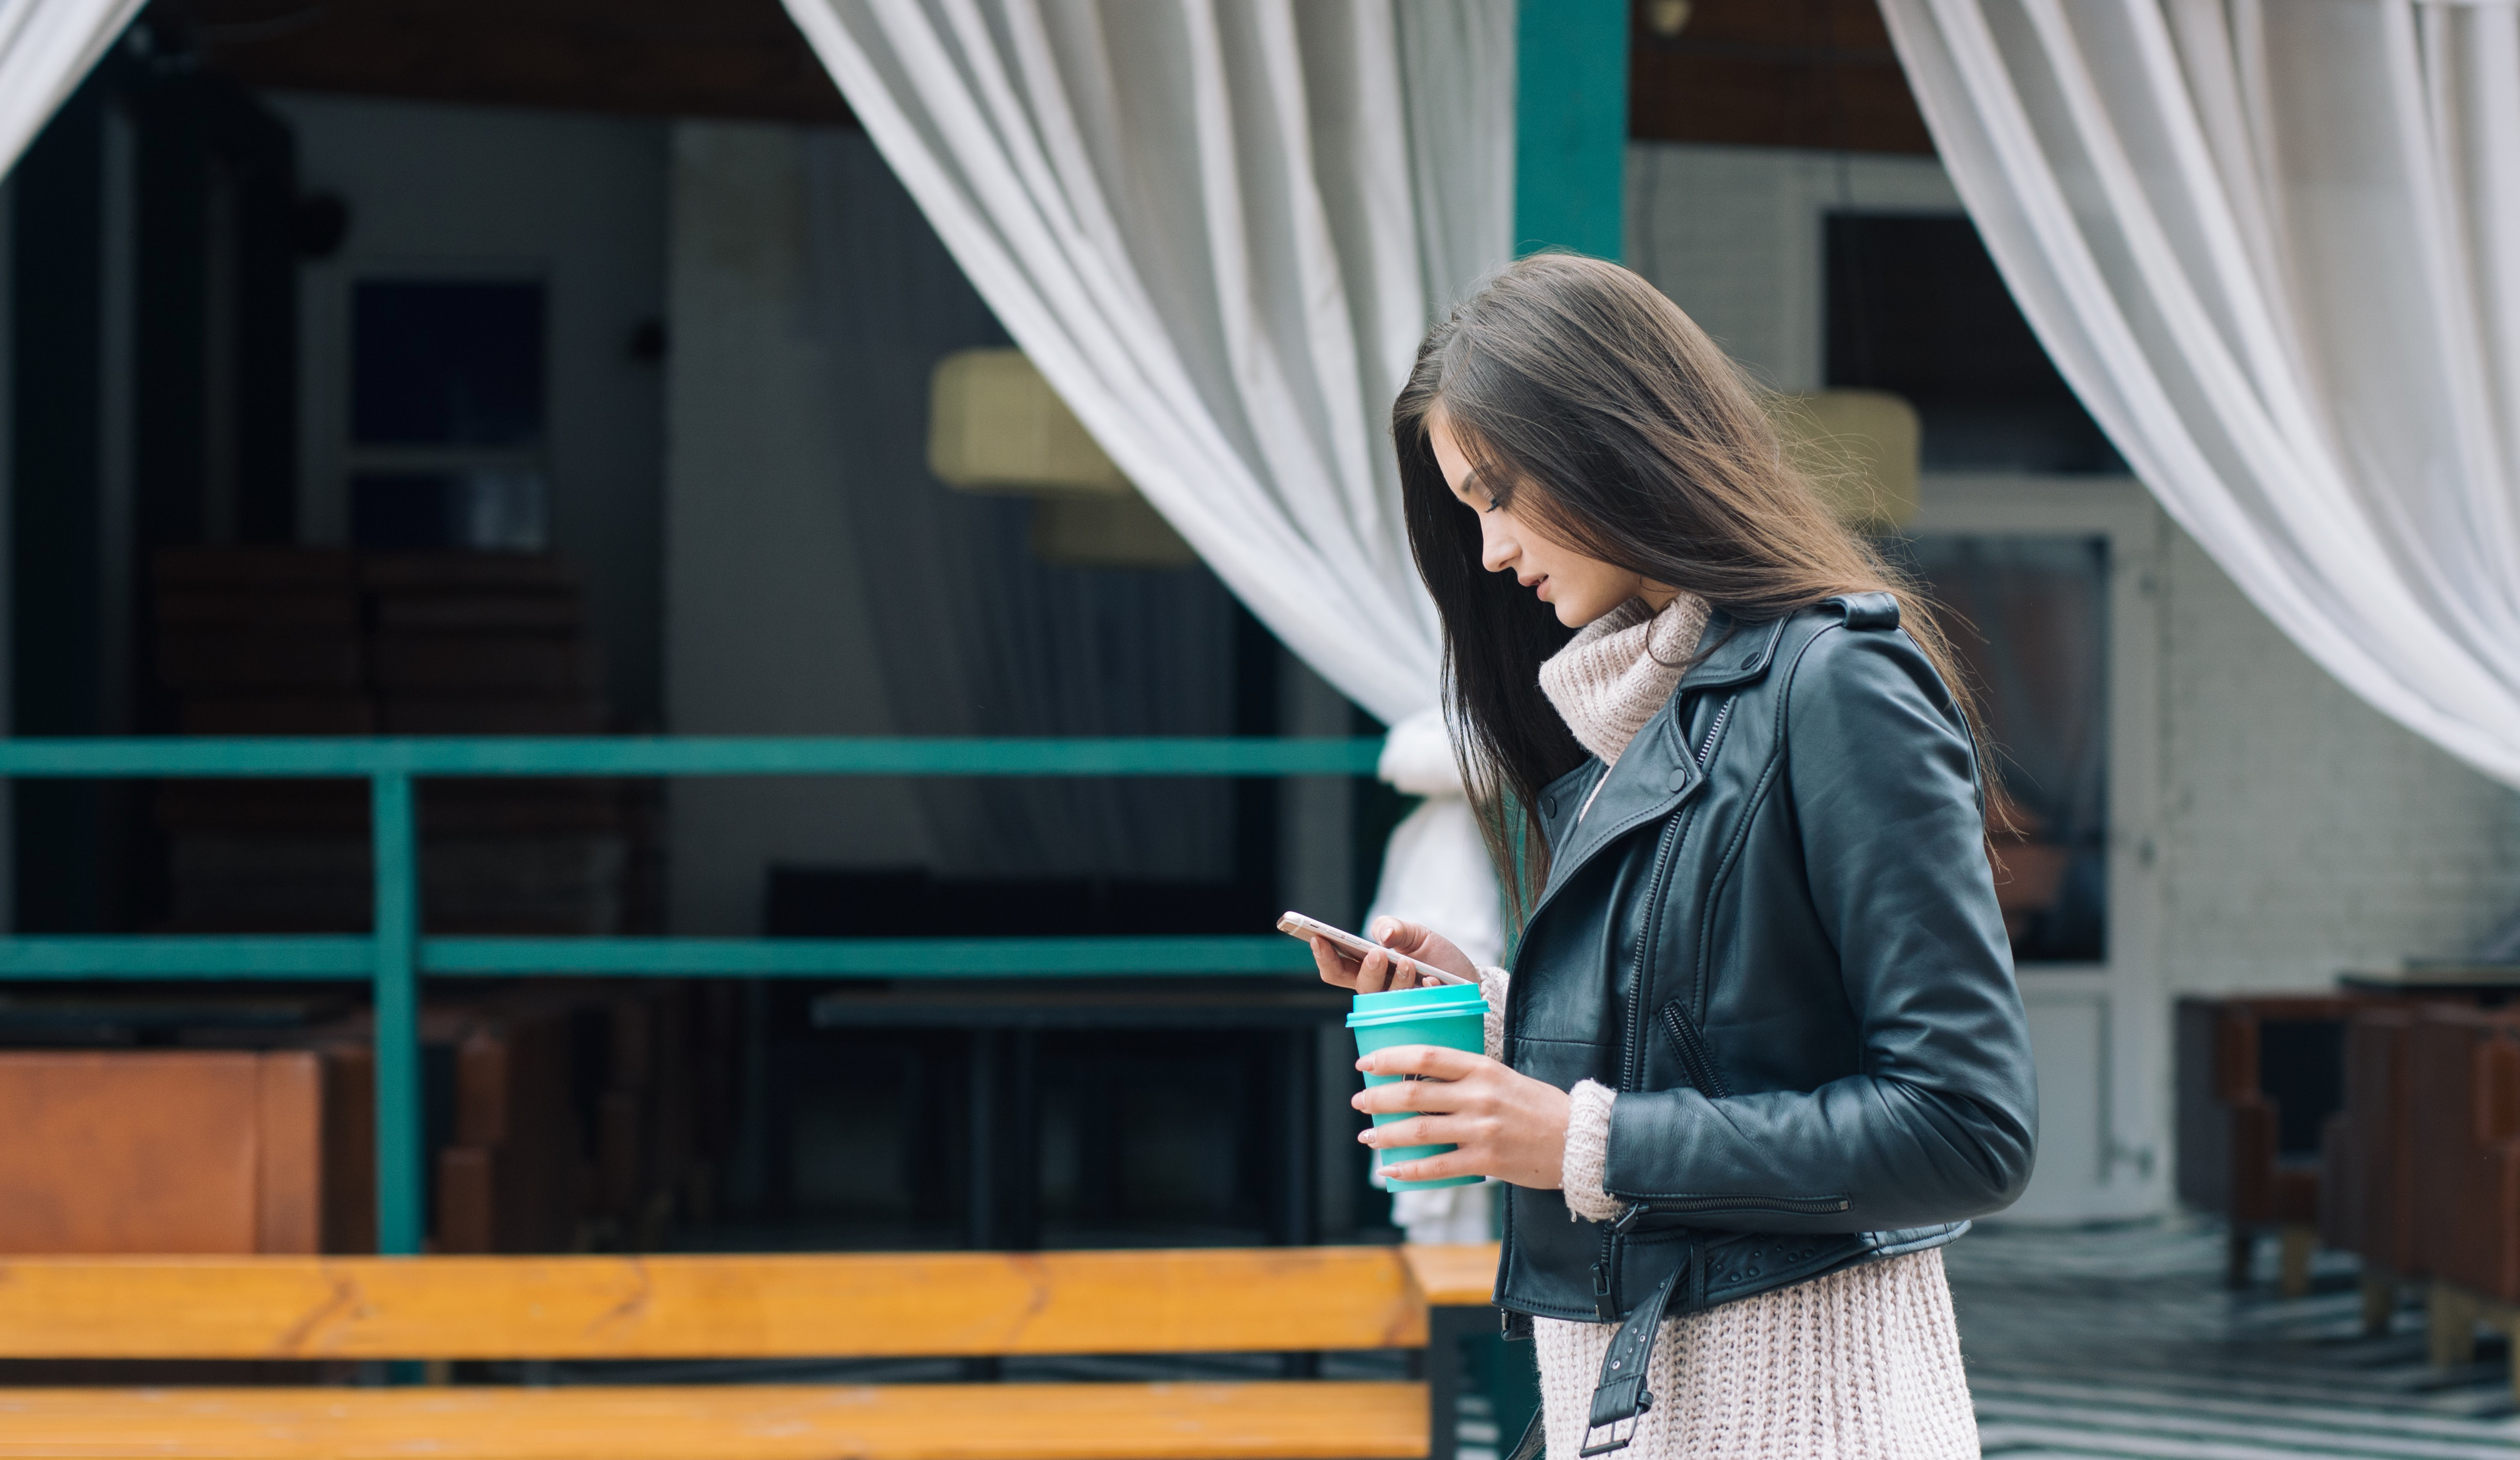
[{"xmin": 1600, "ymin": 623, "xmax": 2039, "ymax": 1232}]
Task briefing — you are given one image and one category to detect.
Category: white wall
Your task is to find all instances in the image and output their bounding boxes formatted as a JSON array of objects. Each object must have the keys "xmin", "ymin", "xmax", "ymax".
[
  {"xmin": 1624, "ymin": 139, "xmax": 2520, "ymax": 995},
  {"xmin": 662, "ymin": 121, "xmax": 933, "ymax": 934},
  {"xmin": 2158, "ymin": 528, "xmax": 2520, "ymax": 986},
  {"xmin": 274, "ymin": 93, "xmax": 670, "ymax": 724},
  {"xmin": 1626, "ymin": 143, "xmax": 1957, "ymax": 392}
]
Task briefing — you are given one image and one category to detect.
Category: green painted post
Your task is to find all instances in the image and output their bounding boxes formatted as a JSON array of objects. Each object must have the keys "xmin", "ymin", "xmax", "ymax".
[
  {"xmin": 371, "ymin": 771, "xmax": 423, "ymax": 1256},
  {"xmin": 1514, "ymin": 0, "xmax": 1630, "ymax": 259}
]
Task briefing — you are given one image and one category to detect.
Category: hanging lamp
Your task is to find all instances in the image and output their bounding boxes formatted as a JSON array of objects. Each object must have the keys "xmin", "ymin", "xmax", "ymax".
[
  {"xmin": 926, "ymin": 348, "xmax": 1197, "ymax": 568},
  {"xmin": 1768, "ymin": 389, "xmax": 1922, "ymax": 533}
]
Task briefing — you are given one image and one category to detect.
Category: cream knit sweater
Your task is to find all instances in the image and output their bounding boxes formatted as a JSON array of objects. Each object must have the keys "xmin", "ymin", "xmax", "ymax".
[{"xmin": 1483, "ymin": 594, "xmax": 1979, "ymax": 1460}]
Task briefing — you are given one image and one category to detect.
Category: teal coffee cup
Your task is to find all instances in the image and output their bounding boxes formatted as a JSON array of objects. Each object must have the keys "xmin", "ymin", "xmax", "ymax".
[{"xmin": 1348, "ymin": 981, "xmax": 1490, "ymax": 1191}]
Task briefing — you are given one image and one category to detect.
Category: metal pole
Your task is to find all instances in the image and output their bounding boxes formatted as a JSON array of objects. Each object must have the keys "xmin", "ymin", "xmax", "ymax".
[
  {"xmin": 966, "ymin": 1029, "xmax": 998, "ymax": 1250},
  {"xmin": 1513, "ymin": 0, "xmax": 1630, "ymax": 259},
  {"xmin": 963, "ymin": 1029, "xmax": 1002, "ymax": 1383},
  {"xmin": 372, "ymin": 770, "xmax": 423, "ymax": 1256}
]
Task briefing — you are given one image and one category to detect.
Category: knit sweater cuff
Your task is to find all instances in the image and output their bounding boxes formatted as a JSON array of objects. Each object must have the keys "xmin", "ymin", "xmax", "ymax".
[
  {"xmin": 1478, "ymin": 966, "xmax": 1511, "ymax": 1060},
  {"xmin": 1562, "ymin": 1080, "xmax": 1624, "ymax": 1222}
]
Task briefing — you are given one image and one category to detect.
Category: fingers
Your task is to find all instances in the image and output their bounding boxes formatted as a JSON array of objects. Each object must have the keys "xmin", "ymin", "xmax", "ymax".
[
  {"xmin": 1378, "ymin": 1150, "xmax": 1481, "ymax": 1186},
  {"xmin": 1368, "ymin": 918, "xmax": 1478, "ymax": 985},
  {"xmin": 1351, "ymin": 1075, "xmax": 1471, "ymax": 1117},
  {"xmin": 1308, "ymin": 935, "xmax": 1361, "ymax": 989},
  {"xmin": 1352, "ymin": 947, "xmax": 1422, "ymax": 994},
  {"xmin": 1368, "ymin": 916, "xmax": 1423, "ymax": 950},
  {"xmin": 1359, "ymin": 1113, "xmax": 1456, "ymax": 1150},
  {"xmin": 1355, "ymin": 1043, "xmax": 1487, "ymax": 1081},
  {"xmin": 1367, "ymin": 918, "xmax": 1442, "ymax": 975}
]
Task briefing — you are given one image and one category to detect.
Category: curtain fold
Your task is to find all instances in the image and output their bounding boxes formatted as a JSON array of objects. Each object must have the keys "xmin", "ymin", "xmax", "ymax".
[
  {"xmin": 801, "ymin": 130, "xmax": 1238, "ymax": 880},
  {"xmin": 1881, "ymin": 0, "xmax": 2520, "ymax": 788},
  {"xmin": 779, "ymin": 0, "xmax": 1517, "ymax": 956},
  {"xmin": 0, "ymin": 0, "xmax": 141, "ymax": 179}
]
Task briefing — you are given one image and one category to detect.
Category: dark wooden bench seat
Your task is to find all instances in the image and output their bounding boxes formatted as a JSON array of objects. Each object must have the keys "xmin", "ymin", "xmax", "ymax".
[{"xmin": 0, "ymin": 1245, "xmax": 1495, "ymax": 1459}]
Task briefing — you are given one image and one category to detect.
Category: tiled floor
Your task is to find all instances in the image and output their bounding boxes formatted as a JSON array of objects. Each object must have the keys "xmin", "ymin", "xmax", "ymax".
[{"xmin": 1948, "ymin": 1218, "xmax": 2520, "ymax": 1458}]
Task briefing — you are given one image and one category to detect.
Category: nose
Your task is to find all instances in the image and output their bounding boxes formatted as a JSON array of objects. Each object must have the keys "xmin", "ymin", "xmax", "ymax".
[{"xmin": 1478, "ymin": 518, "xmax": 1518, "ymax": 576}]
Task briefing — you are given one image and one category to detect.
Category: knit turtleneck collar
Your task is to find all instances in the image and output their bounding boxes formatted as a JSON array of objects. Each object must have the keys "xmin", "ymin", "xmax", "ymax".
[{"xmin": 1538, "ymin": 594, "xmax": 1713, "ymax": 768}]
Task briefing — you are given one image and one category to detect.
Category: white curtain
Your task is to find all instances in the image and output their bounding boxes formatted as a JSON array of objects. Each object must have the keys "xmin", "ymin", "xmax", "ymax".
[
  {"xmin": 802, "ymin": 130, "xmax": 1239, "ymax": 881},
  {"xmin": 778, "ymin": 0, "xmax": 1518, "ymax": 957},
  {"xmin": 1881, "ymin": 0, "xmax": 2520, "ymax": 788},
  {"xmin": 0, "ymin": 0, "xmax": 140, "ymax": 178}
]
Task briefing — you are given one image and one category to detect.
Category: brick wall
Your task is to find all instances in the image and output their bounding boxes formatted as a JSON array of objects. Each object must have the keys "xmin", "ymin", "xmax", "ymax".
[{"xmin": 2158, "ymin": 528, "xmax": 2520, "ymax": 991}]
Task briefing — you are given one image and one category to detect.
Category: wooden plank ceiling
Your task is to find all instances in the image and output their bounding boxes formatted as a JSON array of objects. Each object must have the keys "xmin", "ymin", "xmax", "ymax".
[
  {"xmin": 152, "ymin": 0, "xmax": 1930, "ymax": 154},
  {"xmin": 150, "ymin": 0, "xmax": 857, "ymax": 126},
  {"xmin": 1633, "ymin": 0, "xmax": 1933, "ymax": 154}
]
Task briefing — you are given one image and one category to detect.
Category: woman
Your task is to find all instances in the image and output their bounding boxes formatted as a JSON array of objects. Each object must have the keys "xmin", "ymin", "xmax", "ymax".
[{"xmin": 1309, "ymin": 255, "xmax": 2036, "ymax": 1460}]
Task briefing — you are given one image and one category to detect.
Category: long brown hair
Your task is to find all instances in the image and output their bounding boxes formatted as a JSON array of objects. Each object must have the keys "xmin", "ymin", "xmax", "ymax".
[{"xmin": 1394, "ymin": 253, "xmax": 1992, "ymax": 924}]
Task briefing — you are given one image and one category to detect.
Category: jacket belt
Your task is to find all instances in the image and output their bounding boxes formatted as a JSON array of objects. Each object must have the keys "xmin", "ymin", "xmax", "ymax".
[{"xmin": 1579, "ymin": 1245, "xmax": 1694, "ymax": 1456}]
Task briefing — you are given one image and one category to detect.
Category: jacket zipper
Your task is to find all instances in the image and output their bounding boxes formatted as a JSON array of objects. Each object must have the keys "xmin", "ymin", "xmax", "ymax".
[
  {"xmin": 1620, "ymin": 815, "xmax": 1688, "ymax": 1091},
  {"xmin": 1660, "ymin": 1003, "xmax": 1731, "ymax": 1098},
  {"xmin": 1609, "ymin": 695, "xmax": 1751, "ymax": 1239},
  {"xmin": 1693, "ymin": 697, "xmax": 1734, "ymax": 769},
  {"xmin": 1627, "ymin": 1194, "xmax": 1851, "ymax": 1216},
  {"xmin": 1601, "ymin": 763, "xmax": 1693, "ymax": 1312},
  {"xmin": 1619, "ymin": 695, "xmax": 1736, "ymax": 1092}
]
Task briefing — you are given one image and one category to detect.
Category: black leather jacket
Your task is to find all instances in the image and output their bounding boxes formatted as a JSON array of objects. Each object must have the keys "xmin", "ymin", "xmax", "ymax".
[{"xmin": 1495, "ymin": 595, "xmax": 2037, "ymax": 1349}]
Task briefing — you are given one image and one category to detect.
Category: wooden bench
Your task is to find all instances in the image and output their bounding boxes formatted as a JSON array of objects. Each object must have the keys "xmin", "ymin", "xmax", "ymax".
[{"xmin": 0, "ymin": 1242, "xmax": 1499, "ymax": 1458}]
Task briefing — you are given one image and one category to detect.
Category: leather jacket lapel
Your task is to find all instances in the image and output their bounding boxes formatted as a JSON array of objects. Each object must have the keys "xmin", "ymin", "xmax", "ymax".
[
  {"xmin": 1524, "ymin": 701, "xmax": 1703, "ymax": 938},
  {"xmin": 1545, "ymin": 705, "xmax": 1701, "ymax": 896},
  {"xmin": 1524, "ymin": 613, "xmax": 1787, "ymax": 929}
]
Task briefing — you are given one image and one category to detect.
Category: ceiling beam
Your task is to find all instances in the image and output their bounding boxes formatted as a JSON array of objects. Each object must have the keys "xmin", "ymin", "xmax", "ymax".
[
  {"xmin": 150, "ymin": 0, "xmax": 855, "ymax": 127},
  {"xmin": 150, "ymin": 0, "xmax": 1932, "ymax": 156}
]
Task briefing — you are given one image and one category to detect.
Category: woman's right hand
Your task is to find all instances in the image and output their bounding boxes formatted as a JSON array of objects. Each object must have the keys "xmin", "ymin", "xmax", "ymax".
[{"xmin": 1309, "ymin": 917, "xmax": 1479, "ymax": 993}]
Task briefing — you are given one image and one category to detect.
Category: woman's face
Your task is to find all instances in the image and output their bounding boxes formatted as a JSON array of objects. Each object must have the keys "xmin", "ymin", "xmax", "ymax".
[{"xmin": 1428, "ymin": 407, "xmax": 1660, "ymax": 628}]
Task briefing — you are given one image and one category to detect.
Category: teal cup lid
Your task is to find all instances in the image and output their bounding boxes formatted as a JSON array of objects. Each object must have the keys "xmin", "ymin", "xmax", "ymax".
[{"xmin": 1347, "ymin": 979, "xmax": 1487, "ymax": 1027}]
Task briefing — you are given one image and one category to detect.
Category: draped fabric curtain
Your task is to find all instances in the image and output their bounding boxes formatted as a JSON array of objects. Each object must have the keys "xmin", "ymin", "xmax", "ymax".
[
  {"xmin": 0, "ymin": 0, "xmax": 139, "ymax": 178},
  {"xmin": 778, "ymin": 0, "xmax": 1517, "ymax": 959},
  {"xmin": 1881, "ymin": 0, "xmax": 2520, "ymax": 789},
  {"xmin": 802, "ymin": 130, "xmax": 1238, "ymax": 880}
]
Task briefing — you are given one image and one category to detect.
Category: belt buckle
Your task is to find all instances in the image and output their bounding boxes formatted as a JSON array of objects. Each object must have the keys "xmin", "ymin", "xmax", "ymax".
[{"xmin": 1578, "ymin": 1396, "xmax": 1652, "ymax": 1457}]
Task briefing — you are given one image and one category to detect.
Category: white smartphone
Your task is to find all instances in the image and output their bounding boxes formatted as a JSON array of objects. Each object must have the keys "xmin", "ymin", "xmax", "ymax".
[{"xmin": 1277, "ymin": 911, "xmax": 1472, "ymax": 985}]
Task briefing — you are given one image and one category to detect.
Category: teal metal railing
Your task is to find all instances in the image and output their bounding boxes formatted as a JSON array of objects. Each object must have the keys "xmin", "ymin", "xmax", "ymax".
[{"xmin": 0, "ymin": 736, "xmax": 1383, "ymax": 1254}]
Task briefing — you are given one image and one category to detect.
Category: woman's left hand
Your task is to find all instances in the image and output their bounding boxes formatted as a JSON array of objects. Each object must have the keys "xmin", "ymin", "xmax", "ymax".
[{"xmin": 1354, "ymin": 1045, "xmax": 1572, "ymax": 1189}]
